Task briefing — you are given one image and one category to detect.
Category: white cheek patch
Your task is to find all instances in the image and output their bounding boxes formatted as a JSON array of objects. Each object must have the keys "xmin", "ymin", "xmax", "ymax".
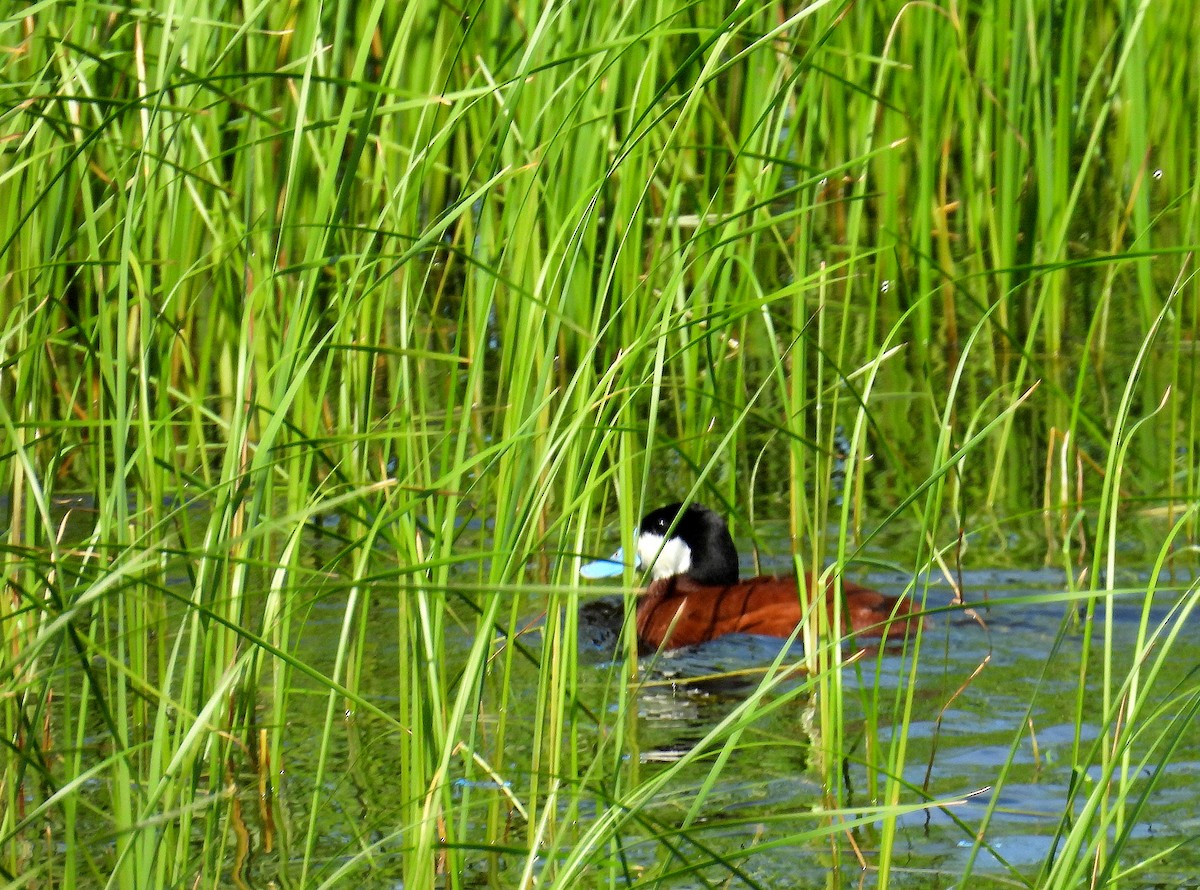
[{"xmin": 637, "ymin": 531, "xmax": 691, "ymax": 580}]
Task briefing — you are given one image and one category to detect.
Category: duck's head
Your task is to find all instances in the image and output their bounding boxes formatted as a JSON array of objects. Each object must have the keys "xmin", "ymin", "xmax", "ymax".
[{"xmin": 580, "ymin": 502, "xmax": 739, "ymax": 586}]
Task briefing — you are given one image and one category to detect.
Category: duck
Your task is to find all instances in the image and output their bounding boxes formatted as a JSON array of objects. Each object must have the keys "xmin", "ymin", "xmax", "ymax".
[{"xmin": 580, "ymin": 502, "xmax": 920, "ymax": 652}]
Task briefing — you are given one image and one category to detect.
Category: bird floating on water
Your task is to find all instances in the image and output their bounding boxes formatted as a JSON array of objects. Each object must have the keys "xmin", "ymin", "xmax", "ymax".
[{"xmin": 581, "ymin": 502, "xmax": 920, "ymax": 652}]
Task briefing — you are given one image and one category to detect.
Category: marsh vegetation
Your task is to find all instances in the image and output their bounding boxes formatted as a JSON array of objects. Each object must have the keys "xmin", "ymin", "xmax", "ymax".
[{"xmin": 3, "ymin": 1, "xmax": 1199, "ymax": 887}]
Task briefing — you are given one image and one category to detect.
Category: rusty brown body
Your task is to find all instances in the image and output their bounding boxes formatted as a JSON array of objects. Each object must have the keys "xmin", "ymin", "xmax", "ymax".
[{"xmin": 635, "ymin": 573, "xmax": 920, "ymax": 652}]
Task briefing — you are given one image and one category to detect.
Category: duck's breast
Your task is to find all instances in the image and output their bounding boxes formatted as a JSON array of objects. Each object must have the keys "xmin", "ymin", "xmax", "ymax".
[{"xmin": 636, "ymin": 576, "xmax": 803, "ymax": 650}]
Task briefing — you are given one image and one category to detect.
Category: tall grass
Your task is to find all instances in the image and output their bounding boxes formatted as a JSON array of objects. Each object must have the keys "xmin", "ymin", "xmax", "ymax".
[{"xmin": 2, "ymin": 0, "xmax": 1199, "ymax": 887}]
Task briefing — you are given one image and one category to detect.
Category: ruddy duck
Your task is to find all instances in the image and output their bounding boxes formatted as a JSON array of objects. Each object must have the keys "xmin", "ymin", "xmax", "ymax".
[{"xmin": 581, "ymin": 502, "xmax": 920, "ymax": 651}]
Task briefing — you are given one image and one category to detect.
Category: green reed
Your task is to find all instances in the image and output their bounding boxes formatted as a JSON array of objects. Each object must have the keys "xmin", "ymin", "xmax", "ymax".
[{"xmin": 2, "ymin": 0, "xmax": 1199, "ymax": 887}]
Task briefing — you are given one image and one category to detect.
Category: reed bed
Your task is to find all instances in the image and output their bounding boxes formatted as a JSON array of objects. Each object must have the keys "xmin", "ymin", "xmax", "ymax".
[{"xmin": 2, "ymin": 0, "xmax": 1199, "ymax": 887}]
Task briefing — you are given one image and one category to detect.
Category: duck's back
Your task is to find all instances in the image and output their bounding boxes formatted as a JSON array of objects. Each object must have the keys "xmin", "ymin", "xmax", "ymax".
[{"xmin": 635, "ymin": 574, "xmax": 918, "ymax": 651}]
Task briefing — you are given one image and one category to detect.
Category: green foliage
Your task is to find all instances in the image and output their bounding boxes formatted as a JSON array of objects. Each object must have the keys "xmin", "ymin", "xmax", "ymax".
[{"xmin": 1, "ymin": 0, "xmax": 1198, "ymax": 887}]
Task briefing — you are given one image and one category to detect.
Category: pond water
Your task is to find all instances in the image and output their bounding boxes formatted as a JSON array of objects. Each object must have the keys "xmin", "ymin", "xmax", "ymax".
[
  {"xmin": 18, "ymin": 496, "xmax": 1200, "ymax": 888},
  {"xmin": 267, "ymin": 519, "xmax": 1200, "ymax": 889}
]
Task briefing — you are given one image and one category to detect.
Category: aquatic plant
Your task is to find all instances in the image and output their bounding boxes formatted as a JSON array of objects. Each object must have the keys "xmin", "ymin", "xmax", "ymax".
[{"xmin": 2, "ymin": 1, "xmax": 1198, "ymax": 886}]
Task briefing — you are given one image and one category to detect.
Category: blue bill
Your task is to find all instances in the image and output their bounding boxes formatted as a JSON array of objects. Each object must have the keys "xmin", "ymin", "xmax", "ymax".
[{"xmin": 579, "ymin": 548, "xmax": 626, "ymax": 578}]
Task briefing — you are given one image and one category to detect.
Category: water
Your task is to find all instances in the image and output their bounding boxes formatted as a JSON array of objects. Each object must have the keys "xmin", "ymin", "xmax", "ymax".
[
  {"xmin": 263, "ymin": 520, "xmax": 1200, "ymax": 888},
  {"xmin": 547, "ymin": 569, "xmax": 1200, "ymax": 887},
  {"xmin": 16, "ymin": 500, "xmax": 1200, "ymax": 887}
]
